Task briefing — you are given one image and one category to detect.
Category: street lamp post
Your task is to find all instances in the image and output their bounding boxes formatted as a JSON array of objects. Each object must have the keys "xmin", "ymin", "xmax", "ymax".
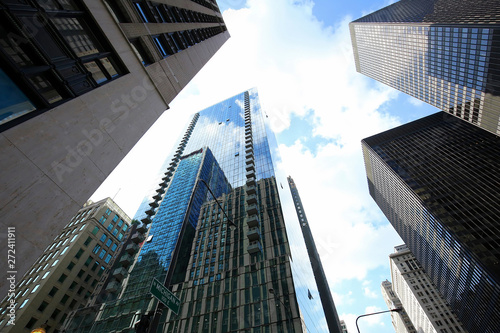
[
  {"xmin": 144, "ymin": 177, "xmax": 234, "ymax": 333},
  {"xmin": 355, "ymin": 308, "xmax": 402, "ymax": 333}
]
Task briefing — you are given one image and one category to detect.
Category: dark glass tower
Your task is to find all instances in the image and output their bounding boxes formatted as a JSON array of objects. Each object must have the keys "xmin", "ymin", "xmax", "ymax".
[
  {"xmin": 66, "ymin": 89, "xmax": 329, "ymax": 332},
  {"xmin": 362, "ymin": 111, "xmax": 500, "ymax": 333},
  {"xmin": 287, "ymin": 176, "xmax": 342, "ymax": 333},
  {"xmin": 350, "ymin": 0, "xmax": 500, "ymax": 135}
]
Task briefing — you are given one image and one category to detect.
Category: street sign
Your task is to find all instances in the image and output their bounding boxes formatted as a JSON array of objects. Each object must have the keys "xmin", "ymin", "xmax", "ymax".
[{"xmin": 150, "ymin": 278, "xmax": 181, "ymax": 315}]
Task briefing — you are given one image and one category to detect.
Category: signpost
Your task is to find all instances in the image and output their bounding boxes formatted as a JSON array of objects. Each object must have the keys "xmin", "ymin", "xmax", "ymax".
[{"xmin": 150, "ymin": 278, "xmax": 180, "ymax": 315}]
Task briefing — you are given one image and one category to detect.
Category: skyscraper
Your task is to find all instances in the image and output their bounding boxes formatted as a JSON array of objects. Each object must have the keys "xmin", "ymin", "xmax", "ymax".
[
  {"xmin": 65, "ymin": 89, "xmax": 330, "ymax": 332},
  {"xmin": 362, "ymin": 111, "xmax": 500, "ymax": 333},
  {"xmin": 0, "ymin": 198, "xmax": 131, "ymax": 332},
  {"xmin": 287, "ymin": 176, "xmax": 342, "ymax": 333},
  {"xmin": 0, "ymin": 0, "xmax": 229, "ymax": 297},
  {"xmin": 387, "ymin": 245, "xmax": 466, "ymax": 333},
  {"xmin": 380, "ymin": 280, "xmax": 416, "ymax": 333},
  {"xmin": 349, "ymin": 0, "xmax": 500, "ymax": 135}
]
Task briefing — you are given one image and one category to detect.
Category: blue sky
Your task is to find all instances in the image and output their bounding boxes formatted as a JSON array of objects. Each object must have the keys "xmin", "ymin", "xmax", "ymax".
[{"xmin": 92, "ymin": 1, "xmax": 438, "ymax": 332}]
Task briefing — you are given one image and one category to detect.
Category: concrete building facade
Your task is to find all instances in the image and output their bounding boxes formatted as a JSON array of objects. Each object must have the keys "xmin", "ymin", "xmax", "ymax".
[
  {"xmin": 0, "ymin": 198, "xmax": 131, "ymax": 333},
  {"xmin": 381, "ymin": 280, "xmax": 417, "ymax": 333},
  {"xmin": 0, "ymin": 0, "xmax": 229, "ymax": 297},
  {"xmin": 389, "ymin": 245, "xmax": 467, "ymax": 333}
]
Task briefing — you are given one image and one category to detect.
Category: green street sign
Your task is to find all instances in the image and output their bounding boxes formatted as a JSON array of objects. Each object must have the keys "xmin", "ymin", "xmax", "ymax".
[{"xmin": 150, "ymin": 278, "xmax": 181, "ymax": 315}]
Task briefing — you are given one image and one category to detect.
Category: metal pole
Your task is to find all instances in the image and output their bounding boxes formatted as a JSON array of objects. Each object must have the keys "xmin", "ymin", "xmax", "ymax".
[{"xmin": 355, "ymin": 308, "xmax": 402, "ymax": 333}]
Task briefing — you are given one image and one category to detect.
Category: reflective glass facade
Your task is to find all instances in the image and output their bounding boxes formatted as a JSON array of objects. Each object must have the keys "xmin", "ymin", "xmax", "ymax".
[
  {"xmin": 350, "ymin": 0, "xmax": 500, "ymax": 135},
  {"xmin": 362, "ymin": 111, "xmax": 500, "ymax": 333},
  {"xmin": 67, "ymin": 89, "xmax": 328, "ymax": 332}
]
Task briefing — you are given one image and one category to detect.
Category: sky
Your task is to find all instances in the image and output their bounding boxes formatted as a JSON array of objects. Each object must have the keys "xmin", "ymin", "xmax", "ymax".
[{"xmin": 91, "ymin": 0, "xmax": 438, "ymax": 332}]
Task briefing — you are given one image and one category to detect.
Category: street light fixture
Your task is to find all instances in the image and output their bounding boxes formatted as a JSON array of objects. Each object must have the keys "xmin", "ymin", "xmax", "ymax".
[{"xmin": 356, "ymin": 308, "xmax": 403, "ymax": 333}]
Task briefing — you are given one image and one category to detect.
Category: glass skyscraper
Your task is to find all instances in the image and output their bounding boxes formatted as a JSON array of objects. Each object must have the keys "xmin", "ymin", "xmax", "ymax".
[
  {"xmin": 362, "ymin": 111, "xmax": 500, "ymax": 333},
  {"xmin": 66, "ymin": 89, "xmax": 330, "ymax": 332},
  {"xmin": 350, "ymin": 0, "xmax": 500, "ymax": 135}
]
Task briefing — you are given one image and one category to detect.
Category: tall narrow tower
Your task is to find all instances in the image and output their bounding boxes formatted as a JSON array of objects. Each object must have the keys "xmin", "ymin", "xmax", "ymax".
[
  {"xmin": 350, "ymin": 0, "xmax": 500, "ymax": 135},
  {"xmin": 287, "ymin": 176, "xmax": 342, "ymax": 333}
]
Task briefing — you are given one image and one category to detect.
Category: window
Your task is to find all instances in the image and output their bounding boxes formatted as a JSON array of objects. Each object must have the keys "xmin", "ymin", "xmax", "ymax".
[
  {"xmin": 98, "ymin": 266, "xmax": 105, "ymax": 276},
  {"xmin": 85, "ymin": 256, "xmax": 93, "ymax": 266},
  {"xmin": 84, "ymin": 236, "xmax": 92, "ymax": 246},
  {"xmin": 58, "ymin": 274, "xmax": 67, "ymax": 283},
  {"xmin": 105, "ymin": 209, "xmax": 112, "ymax": 216},
  {"xmin": 77, "ymin": 269, "xmax": 85, "ymax": 278},
  {"xmin": 118, "ymin": 233, "xmax": 124, "ymax": 241},
  {"xmin": 75, "ymin": 249, "xmax": 84, "ymax": 259},
  {"xmin": 92, "ymin": 226, "xmax": 99, "ymax": 235},
  {"xmin": 107, "ymin": 223, "xmax": 113, "ymax": 231},
  {"xmin": 105, "ymin": 239, "xmax": 112, "ymax": 247},
  {"xmin": 51, "ymin": 259, "xmax": 59, "ymax": 267},
  {"xmin": 60, "ymin": 246, "xmax": 69, "ymax": 255},
  {"xmin": 122, "ymin": 225, "xmax": 128, "ymax": 232},
  {"xmin": 105, "ymin": 254, "xmax": 112, "ymax": 263},
  {"xmin": 99, "ymin": 249, "xmax": 106, "ymax": 259},
  {"xmin": 99, "ymin": 216, "xmax": 107, "ymax": 224},
  {"xmin": 111, "ymin": 243, "xmax": 117, "ymax": 252},
  {"xmin": 38, "ymin": 301, "xmax": 48, "ymax": 312},
  {"xmin": 42, "ymin": 271, "xmax": 50, "ymax": 279},
  {"xmin": 25, "ymin": 317, "xmax": 37, "ymax": 329},
  {"xmin": 69, "ymin": 281, "xmax": 77, "ymax": 290},
  {"xmin": 60, "ymin": 294, "xmax": 69, "ymax": 305},
  {"xmin": 93, "ymin": 245, "xmax": 101, "ymax": 254},
  {"xmin": 112, "ymin": 228, "xmax": 118, "ymax": 236},
  {"xmin": 117, "ymin": 219, "xmax": 124, "ymax": 227},
  {"xmin": 100, "ymin": 234, "xmax": 107, "ymax": 242},
  {"xmin": 31, "ymin": 284, "xmax": 40, "ymax": 293},
  {"xmin": 112, "ymin": 215, "xmax": 119, "ymax": 222},
  {"xmin": 92, "ymin": 261, "xmax": 99, "ymax": 271},
  {"xmin": 70, "ymin": 234, "xmax": 78, "ymax": 243},
  {"xmin": 51, "ymin": 308, "xmax": 61, "ymax": 320},
  {"xmin": 19, "ymin": 299, "xmax": 29, "ymax": 309},
  {"xmin": 48, "ymin": 287, "xmax": 58, "ymax": 297}
]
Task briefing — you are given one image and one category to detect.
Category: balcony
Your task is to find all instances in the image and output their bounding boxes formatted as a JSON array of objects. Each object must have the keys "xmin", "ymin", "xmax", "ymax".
[
  {"xmin": 156, "ymin": 187, "xmax": 165, "ymax": 194},
  {"xmin": 247, "ymin": 204, "xmax": 258, "ymax": 215},
  {"xmin": 125, "ymin": 243, "xmax": 139, "ymax": 254},
  {"xmin": 119, "ymin": 253, "xmax": 133, "ymax": 266},
  {"xmin": 136, "ymin": 223, "xmax": 147, "ymax": 233},
  {"xmin": 149, "ymin": 201, "xmax": 159, "ymax": 209},
  {"xmin": 113, "ymin": 267, "xmax": 128, "ymax": 281},
  {"xmin": 141, "ymin": 216, "xmax": 151, "ymax": 225},
  {"xmin": 247, "ymin": 241, "xmax": 262, "ymax": 254},
  {"xmin": 246, "ymin": 177, "xmax": 256, "ymax": 187},
  {"xmin": 245, "ymin": 157, "xmax": 254, "ymax": 166},
  {"xmin": 247, "ymin": 227, "xmax": 260, "ymax": 241},
  {"xmin": 246, "ymin": 170, "xmax": 255, "ymax": 179},
  {"xmin": 246, "ymin": 194, "xmax": 257, "ymax": 205},
  {"xmin": 246, "ymin": 163, "xmax": 255, "ymax": 172},
  {"xmin": 246, "ymin": 215, "xmax": 260, "ymax": 227},
  {"xmin": 152, "ymin": 194, "xmax": 162, "ymax": 201},
  {"xmin": 106, "ymin": 281, "xmax": 121, "ymax": 293},
  {"xmin": 131, "ymin": 233, "xmax": 145, "ymax": 244},
  {"xmin": 145, "ymin": 208, "xmax": 155, "ymax": 216},
  {"xmin": 246, "ymin": 185, "xmax": 256, "ymax": 195},
  {"xmin": 245, "ymin": 147, "xmax": 253, "ymax": 155}
]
